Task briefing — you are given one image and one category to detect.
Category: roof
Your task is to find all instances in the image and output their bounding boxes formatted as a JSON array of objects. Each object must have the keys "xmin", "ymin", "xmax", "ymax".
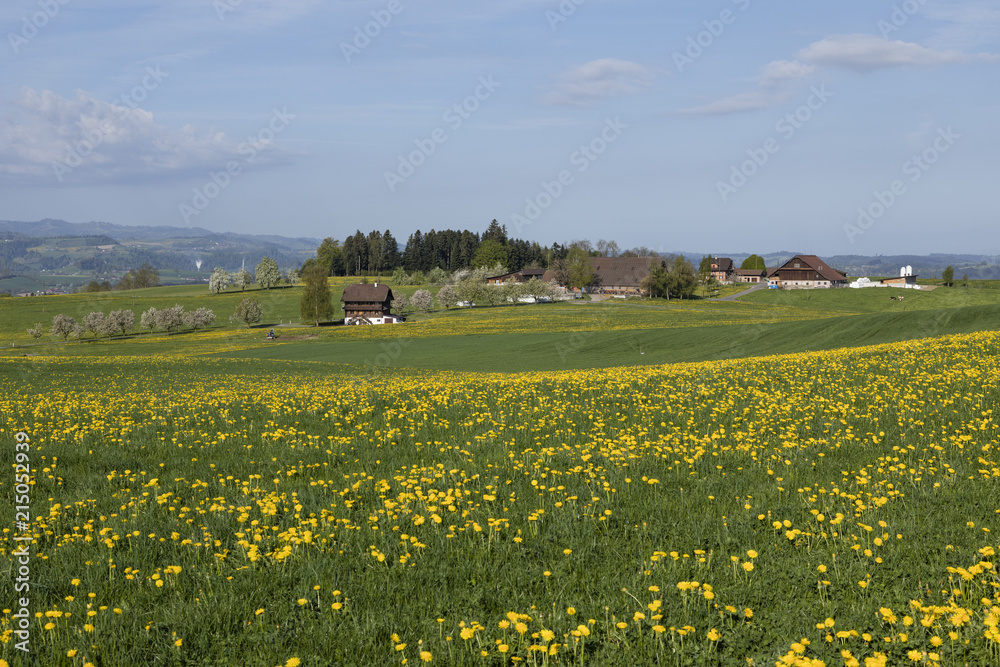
[
  {"xmin": 711, "ymin": 257, "xmax": 735, "ymax": 272},
  {"xmin": 774, "ymin": 255, "xmax": 847, "ymax": 282},
  {"xmin": 735, "ymin": 268, "xmax": 766, "ymax": 276},
  {"xmin": 590, "ymin": 256, "xmax": 656, "ymax": 288},
  {"xmin": 521, "ymin": 268, "xmax": 546, "ymax": 277},
  {"xmin": 341, "ymin": 283, "xmax": 393, "ymax": 303}
]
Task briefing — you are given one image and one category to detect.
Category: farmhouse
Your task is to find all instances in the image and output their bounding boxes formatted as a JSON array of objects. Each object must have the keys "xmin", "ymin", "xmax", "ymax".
[
  {"xmin": 341, "ymin": 283, "xmax": 401, "ymax": 325},
  {"xmin": 485, "ymin": 268, "xmax": 546, "ymax": 285},
  {"xmin": 767, "ymin": 255, "xmax": 848, "ymax": 289},
  {"xmin": 710, "ymin": 257, "xmax": 735, "ymax": 283},
  {"xmin": 734, "ymin": 268, "xmax": 766, "ymax": 283},
  {"xmin": 543, "ymin": 256, "xmax": 656, "ymax": 296}
]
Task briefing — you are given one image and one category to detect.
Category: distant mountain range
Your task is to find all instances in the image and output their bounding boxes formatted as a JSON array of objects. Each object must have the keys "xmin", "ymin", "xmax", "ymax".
[
  {"xmin": 2, "ymin": 219, "xmax": 999, "ymax": 290},
  {"xmin": 0, "ymin": 218, "xmax": 320, "ymax": 248},
  {"xmin": 0, "ymin": 219, "xmax": 321, "ymax": 290}
]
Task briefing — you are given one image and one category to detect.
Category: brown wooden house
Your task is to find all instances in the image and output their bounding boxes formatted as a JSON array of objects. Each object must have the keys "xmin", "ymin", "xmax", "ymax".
[
  {"xmin": 767, "ymin": 255, "xmax": 847, "ymax": 289},
  {"xmin": 710, "ymin": 257, "xmax": 735, "ymax": 283},
  {"xmin": 341, "ymin": 283, "xmax": 399, "ymax": 325}
]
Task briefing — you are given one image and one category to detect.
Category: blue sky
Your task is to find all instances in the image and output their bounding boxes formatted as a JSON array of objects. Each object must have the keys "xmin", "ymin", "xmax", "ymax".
[{"xmin": 1, "ymin": 0, "xmax": 998, "ymax": 255}]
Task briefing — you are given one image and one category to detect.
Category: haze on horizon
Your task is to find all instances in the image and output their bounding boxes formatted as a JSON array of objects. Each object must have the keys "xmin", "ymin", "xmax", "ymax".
[{"xmin": 0, "ymin": 0, "xmax": 997, "ymax": 256}]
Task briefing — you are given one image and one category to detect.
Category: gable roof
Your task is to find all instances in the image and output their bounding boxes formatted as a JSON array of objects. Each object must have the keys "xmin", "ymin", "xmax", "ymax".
[
  {"xmin": 341, "ymin": 283, "xmax": 393, "ymax": 303},
  {"xmin": 711, "ymin": 257, "xmax": 735, "ymax": 272},
  {"xmin": 776, "ymin": 255, "xmax": 847, "ymax": 282},
  {"xmin": 590, "ymin": 256, "xmax": 656, "ymax": 287}
]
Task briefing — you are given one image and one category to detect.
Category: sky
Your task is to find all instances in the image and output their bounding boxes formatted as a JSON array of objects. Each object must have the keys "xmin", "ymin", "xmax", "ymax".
[{"xmin": 0, "ymin": 0, "xmax": 998, "ymax": 256}]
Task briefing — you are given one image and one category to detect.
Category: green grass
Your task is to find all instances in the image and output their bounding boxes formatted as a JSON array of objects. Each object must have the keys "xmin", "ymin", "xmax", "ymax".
[
  {"xmin": 741, "ymin": 283, "xmax": 1000, "ymax": 312},
  {"xmin": 5, "ymin": 331, "xmax": 1000, "ymax": 665},
  {"xmin": 217, "ymin": 303, "xmax": 1000, "ymax": 372}
]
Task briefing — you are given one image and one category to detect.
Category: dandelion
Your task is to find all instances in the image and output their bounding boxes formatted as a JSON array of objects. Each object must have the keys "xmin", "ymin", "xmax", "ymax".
[{"xmin": 420, "ymin": 650, "xmax": 432, "ymax": 662}]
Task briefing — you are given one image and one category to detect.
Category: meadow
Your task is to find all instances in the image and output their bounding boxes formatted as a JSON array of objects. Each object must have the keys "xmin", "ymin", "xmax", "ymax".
[{"xmin": 2, "ymin": 284, "xmax": 1000, "ymax": 666}]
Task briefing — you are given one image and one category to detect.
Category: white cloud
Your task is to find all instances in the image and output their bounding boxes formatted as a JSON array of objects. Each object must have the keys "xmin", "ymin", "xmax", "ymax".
[
  {"xmin": 921, "ymin": 1, "xmax": 1000, "ymax": 50},
  {"xmin": 0, "ymin": 87, "xmax": 293, "ymax": 184},
  {"xmin": 681, "ymin": 33, "xmax": 998, "ymax": 116},
  {"xmin": 796, "ymin": 34, "xmax": 999, "ymax": 72},
  {"xmin": 679, "ymin": 60, "xmax": 813, "ymax": 116},
  {"xmin": 540, "ymin": 59, "xmax": 655, "ymax": 107}
]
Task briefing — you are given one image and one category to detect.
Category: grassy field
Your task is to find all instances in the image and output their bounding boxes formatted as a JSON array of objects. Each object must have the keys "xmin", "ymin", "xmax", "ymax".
[{"xmin": 3, "ymin": 284, "xmax": 1000, "ymax": 666}]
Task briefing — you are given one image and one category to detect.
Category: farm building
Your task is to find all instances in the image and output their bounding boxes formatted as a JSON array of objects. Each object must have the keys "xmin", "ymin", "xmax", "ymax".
[
  {"xmin": 735, "ymin": 268, "xmax": 766, "ymax": 283},
  {"xmin": 485, "ymin": 268, "xmax": 546, "ymax": 285},
  {"xmin": 710, "ymin": 257, "xmax": 736, "ymax": 283},
  {"xmin": 767, "ymin": 255, "xmax": 848, "ymax": 289},
  {"xmin": 341, "ymin": 283, "xmax": 401, "ymax": 325},
  {"xmin": 880, "ymin": 266, "xmax": 920, "ymax": 288},
  {"xmin": 542, "ymin": 256, "xmax": 656, "ymax": 296}
]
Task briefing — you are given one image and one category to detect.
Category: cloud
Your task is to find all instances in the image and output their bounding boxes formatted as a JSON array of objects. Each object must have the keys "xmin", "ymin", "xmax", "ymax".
[
  {"xmin": 680, "ymin": 34, "xmax": 998, "ymax": 115},
  {"xmin": 0, "ymin": 87, "xmax": 293, "ymax": 184},
  {"xmin": 920, "ymin": 1, "xmax": 1000, "ymax": 50},
  {"xmin": 540, "ymin": 59, "xmax": 655, "ymax": 107},
  {"xmin": 679, "ymin": 60, "xmax": 814, "ymax": 116},
  {"xmin": 796, "ymin": 34, "xmax": 999, "ymax": 72}
]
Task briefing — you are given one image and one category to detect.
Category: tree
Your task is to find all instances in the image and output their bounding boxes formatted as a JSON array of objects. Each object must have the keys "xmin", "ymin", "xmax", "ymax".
[
  {"xmin": 472, "ymin": 239, "xmax": 508, "ymax": 270},
  {"xmin": 183, "ymin": 307, "xmax": 216, "ymax": 330},
  {"xmin": 427, "ymin": 267, "xmax": 449, "ymax": 285},
  {"xmin": 154, "ymin": 305, "xmax": 184, "ymax": 332},
  {"xmin": 411, "ymin": 289, "xmax": 433, "ymax": 313},
  {"xmin": 483, "ymin": 219, "xmax": 508, "ymax": 245},
  {"xmin": 299, "ymin": 264, "xmax": 334, "ymax": 326},
  {"xmin": 27, "ymin": 323, "xmax": 43, "ymax": 340},
  {"xmin": 256, "ymin": 256, "xmax": 281, "ymax": 289},
  {"xmin": 740, "ymin": 254, "xmax": 766, "ymax": 270},
  {"xmin": 942, "ymin": 266, "xmax": 954, "ymax": 286},
  {"xmin": 596, "ymin": 239, "xmax": 620, "ymax": 257},
  {"xmin": 642, "ymin": 262, "xmax": 670, "ymax": 299},
  {"xmin": 209, "ymin": 267, "xmax": 231, "ymax": 294},
  {"xmin": 231, "ymin": 298, "xmax": 263, "ymax": 328},
  {"xmin": 316, "ymin": 238, "xmax": 345, "ymax": 276},
  {"xmin": 116, "ymin": 263, "xmax": 159, "ymax": 291},
  {"xmin": 106, "ymin": 309, "xmax": 135, "ymax": 336},
  {"xmin": 50, "ymin": 314, "xmax": 77, "ymax": 341},
  {"xmin": 83, "ymin": 311, "xmax": 107, "ymax": 339},
  {"xmin": 436, "ymin": 284, "xmax": 457, "ymax": 309},
  {"xmin": 392, "ymin": 294, "xmax": 409, "ymax": 314},
  {"xmin": 666, "ymin": 255, "xmax": 698, "ymax": 299},
  {"xmin": 70, "ymin": 323, "xmax": 85, "ymax": 342},
  {"xmin": 233, "ymin": 268, "xmax": 252, "ymax": 292},
  {"xmin": 140, "ymin": 308, "xmax": 158, "ymax": 332},
  {"xmin": 284, "ymin": 268, "xmax": 300, "ymax": 285},
  {"xmin": 566, "ymin": 246, "xmax": 596, "ymax": 290},
  {"xmin": 963, "ymin": 273, "xmax": 969, "ymax": 287},
  {"xmin": 455, "ymin": 279, "xmax": 485, "ymax": 306},
  {"xmin": 391, "ymin": 267, "xmax": 410, "ymax": 285}
]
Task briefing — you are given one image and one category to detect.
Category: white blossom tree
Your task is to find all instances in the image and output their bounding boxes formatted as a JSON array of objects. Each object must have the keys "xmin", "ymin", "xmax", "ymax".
[
  {"xmin": 411, "ymin": 289, "xmax": 433, "ymax": 313},
  {"xmin": 183, "ymin": 307, "xmax": 216, "ymax": 330},
  {"xmin": 233, "ymin": 268, "xmax": 252, "ymax": 292},
  {"xmin": 82, "ymin": 312, "xmax": 106, "ymax": 339},
  {"xmin": 255, "ymin": 256, "xmax": 281, "ymax": 289},
  {"xmin": 140, "ymin": 308, "xmax": 158, "ymax": 332},
  {"xmin": 436, "ymin": 284, "xmax": 457, "ymax": 310},
  {"xmin": 106, "ymin": 309, "xmax": 135, "ymax": 336},
  {"xmin": 209, "ymin": 267, "xmax": 231, "ymax": 294},
  {"xmin": 154, "ymin": 305, "xmax": 184, "ymax": 332},
  {"xmin": 50, "ymin": 314, "xmax": 77, "ymax": 341},
  {"xmin": 231, "ymin": 298, "xmax": 263, "ymax": 328},
  {"xmin": 27, "ymin": 323, "xmax": 43, "ymax": 340}
]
